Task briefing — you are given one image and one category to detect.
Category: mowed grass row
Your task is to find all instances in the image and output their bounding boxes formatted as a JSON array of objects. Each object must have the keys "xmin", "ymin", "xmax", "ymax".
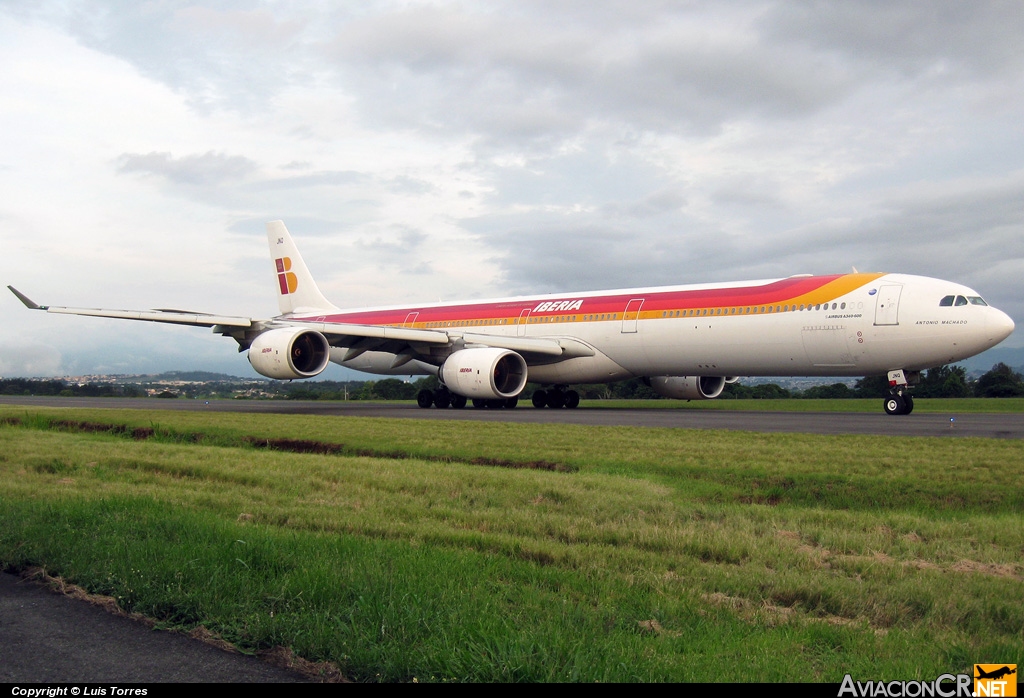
[{"xmin": 0, "ymin": 406, "xmax": 1022, "ymax": 681}]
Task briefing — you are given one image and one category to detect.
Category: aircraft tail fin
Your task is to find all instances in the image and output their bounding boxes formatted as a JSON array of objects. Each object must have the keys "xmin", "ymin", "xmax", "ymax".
[{"xmin": 266, "ymin": 220, "xmax": 340, "ymax": 315}]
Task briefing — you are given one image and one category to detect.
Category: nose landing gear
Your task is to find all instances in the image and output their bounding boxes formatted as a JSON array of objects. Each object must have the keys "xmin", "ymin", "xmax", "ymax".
[
  {"xmin": 883, "ymin": 369, "xmax": 917, "ymax": 415},
  {"xmin": 883, "ymin": 392, "xmax": 914, "ymax": 415}
]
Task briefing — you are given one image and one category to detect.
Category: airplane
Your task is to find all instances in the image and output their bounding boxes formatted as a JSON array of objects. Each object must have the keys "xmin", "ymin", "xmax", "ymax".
[
  {"xmin": 975, "ymin": 666, "xmax": 1016, "ymax": 681},
  {"xmin": 9, "ymin": 220, "xmax": 1015, "ymax": 415}
]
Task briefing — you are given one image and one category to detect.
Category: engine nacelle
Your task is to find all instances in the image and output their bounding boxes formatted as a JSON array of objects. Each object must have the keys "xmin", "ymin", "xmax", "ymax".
[
  {"xmin": 647, "ymin": 375, "xmax": 728, "ymax": 400},
  {"xmin": 440, "ymin": 347, "xmax": 528, "ymax": 399},
  {"xmin": 248, "ymin": 328, "xmax": 331, "ymax": 380}
]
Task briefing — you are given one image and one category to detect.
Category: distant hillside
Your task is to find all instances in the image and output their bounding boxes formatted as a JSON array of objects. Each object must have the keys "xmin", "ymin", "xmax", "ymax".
[
  {"xmin": 958, "ymin": 346, "xmax": 1024, "ymax": 376},
  {"xmin": 137, "ymin": 371, "xmax": 262, "ymax": 382}
]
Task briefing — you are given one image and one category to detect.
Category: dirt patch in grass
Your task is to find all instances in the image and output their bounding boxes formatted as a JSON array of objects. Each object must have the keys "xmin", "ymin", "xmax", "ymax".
[
  {"xmin": 3, "ymin": 417, "xmax": 574, "ymax": 473},
  {"xmin": 948, "ymin": 559, "xmax": 1022, "ymax": 580}
]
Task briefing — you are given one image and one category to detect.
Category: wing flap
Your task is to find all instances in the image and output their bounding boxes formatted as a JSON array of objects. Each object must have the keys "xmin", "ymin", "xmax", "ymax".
[
  {"xmin": 279, "ymin": 321, "xmax": 450, "ymax": 344},
  {"xmin": 462, "ymin": 333, "xmax": 595, "ymax": 358}
]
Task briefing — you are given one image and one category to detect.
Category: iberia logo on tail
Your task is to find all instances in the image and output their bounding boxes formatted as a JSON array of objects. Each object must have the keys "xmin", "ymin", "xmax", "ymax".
[{"xmin": 276, "ymin": 257, "xmax": 298, "ymax": 295}]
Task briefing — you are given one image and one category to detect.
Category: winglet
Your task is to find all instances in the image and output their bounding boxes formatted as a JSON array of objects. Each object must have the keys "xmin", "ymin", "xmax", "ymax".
[
  {"xmin": 7, "ymin": 286, "xmax": 45, "ymax": 310},
  {"xmin": 266, "ymin": 221, "xmax": 340, "ymax": 315}
]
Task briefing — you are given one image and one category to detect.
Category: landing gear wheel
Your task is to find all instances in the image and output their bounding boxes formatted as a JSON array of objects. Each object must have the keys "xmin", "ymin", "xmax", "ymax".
[
  {"xmin": 472, "ymin": 398, "xmax": 487, "ymax": 409},
  {"xmin": 903, "ymin": 394, "xmax": 914, "ymax": 414},
  {"xmin": 433, "ymin": 390, "xmax": 451, "ymax": 409},
  {"xmin": 417, "ymin": 390, "xmax": 433, "ymax": 408},
  {"xmin": 450, "ymin": 394, "xmax": 467, "ymax": 409},
  {"xmin": 532, "ymin": 390, "xmax": 548, "ymax": 408},
  {"xmin": 504, "ymin": 397, "xmax": 518, "ymax": 409},
  {"xmin": 547, "ymin": 390, "xmax": 565, "ymax": 409},
  {"xmin": 884, "ymin": 395, "xmax": 906, "ymax": 415},
  {"xmin": 564, "ymin": 390, "xmax": 580, "ymax": 409}
]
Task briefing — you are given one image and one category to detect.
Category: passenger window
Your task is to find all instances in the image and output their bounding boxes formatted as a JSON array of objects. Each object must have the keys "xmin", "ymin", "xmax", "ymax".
[
  {"xmin": 939, "ymin": 295, "xmax": 955, "ymax": 306},
  {"xmin": 955, "ymin": 296, "xmax": 968, "ymax": 306}
]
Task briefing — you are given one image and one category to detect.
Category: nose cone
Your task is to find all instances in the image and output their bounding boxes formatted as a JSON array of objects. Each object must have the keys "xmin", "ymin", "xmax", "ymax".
[{"xmin": 989, "ymin": 308, "xmax": 1015, "ymax": 345}]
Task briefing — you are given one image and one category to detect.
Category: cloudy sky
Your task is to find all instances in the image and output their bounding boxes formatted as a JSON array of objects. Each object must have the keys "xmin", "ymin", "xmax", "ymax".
[{"xmin": 2, "ymin": 1, "xmax": 1022, "ymax": 378}]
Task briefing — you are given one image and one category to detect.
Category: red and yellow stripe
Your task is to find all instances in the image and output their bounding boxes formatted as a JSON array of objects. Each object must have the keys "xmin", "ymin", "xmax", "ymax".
[{"xmin": 295, "ymin": 273, "xmax": 886, "ymax": 329}]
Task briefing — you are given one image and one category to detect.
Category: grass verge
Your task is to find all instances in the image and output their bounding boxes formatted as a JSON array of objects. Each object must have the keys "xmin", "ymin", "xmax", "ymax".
[{"xmin": 1, "ymin": 406, "xmax": 1021, "ymax": 681}]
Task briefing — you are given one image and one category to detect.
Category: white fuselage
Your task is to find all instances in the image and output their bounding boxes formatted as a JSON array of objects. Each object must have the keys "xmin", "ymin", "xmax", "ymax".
[{"xmin": 331, "ymin": 273, "xmax": 1015, "ymax": 384}]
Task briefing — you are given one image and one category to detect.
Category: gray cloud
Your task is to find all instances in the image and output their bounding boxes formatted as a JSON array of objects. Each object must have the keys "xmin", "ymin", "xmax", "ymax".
[
  {"xmin": 117, "ymin": 151, "xmax": 258, "ymax": 186},
  {"xmin": 762, "ymin": 1, "xmax": 1024, "ymax": 80},
  {"xmin": 353, "ymin": 225, "xmax": 434, "ymax": 275},
  {"xmin": 0, "ymin": 342, "xmax": 63, "ymax": 377},
  {"xmin": 325, "ymin": 3, "xmax": 856, "ymax": 142},
  {"xmin": 4, "ymin": 0, "xmax": 1022, "ymax": 378}
]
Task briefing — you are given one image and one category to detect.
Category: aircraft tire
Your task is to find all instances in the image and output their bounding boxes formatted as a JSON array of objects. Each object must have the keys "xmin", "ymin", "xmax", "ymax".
[
  {"xmin": 450, "ymin": 394, "xmax": 467, "ymax": 409},
  {"xmin": 547, "ymin": 391, "xmax": 565, "ymax": 409},
  {"xmin": 434, "ymin": 391, "xmax": 451, "ymax": 409},
  {"xmin": 884, "ymin": 395, "xmax": 905, "ymax": 415},
  {"xmin": 472, "ymin": 398, "xmax": 487, "ymax": 409},
  {"xmin": 417, "ymin": 390, "xmax": 434, "ymax": 408},
  {"xmin": 532, "ymin": 390, "xmax": 548, "ymax": 408},
  {"xmin": 504, "ymin": 397, "xmax": 518, "ymax": 409},
  {"xmin": 564, "ymin": 390, "xmax": 580, "ymax": 409},
  {"xmin": 903, "ymin": 394, "xmax": 914, "ymax": 414}
]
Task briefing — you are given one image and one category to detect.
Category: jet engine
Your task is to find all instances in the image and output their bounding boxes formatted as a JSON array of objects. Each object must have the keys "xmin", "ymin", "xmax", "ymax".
[
  {"xmin": 646, "ymin": 375, "xmax": 732, "ymax": 400},
  {"xmin": 440, "ymin": 347, "xmax": 528, "ymax": 399},
  {"xmin": 248, "ymin": 327, "xmax": 331, "ymax": 380}
]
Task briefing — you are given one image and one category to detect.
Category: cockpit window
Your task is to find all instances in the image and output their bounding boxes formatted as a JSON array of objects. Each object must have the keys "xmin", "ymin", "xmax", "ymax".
[
  {"xmin": 955, "ymin": 295, "xmax": 968, "ymax": 306},
  {"xmin": 939, "ymin": 295, "xmax": 955, "ymax": 306},
  {"xmin": 968, "ymin": 296, "xmax": 988, "ymax": 306}
]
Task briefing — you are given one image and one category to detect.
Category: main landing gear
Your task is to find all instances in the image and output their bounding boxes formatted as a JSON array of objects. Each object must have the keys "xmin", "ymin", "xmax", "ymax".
[
  {"xmin": 417, "ymin": 387, "xmax": 467, "ymax": 409},
  {"xmin": 531, "ymin": 387, "xmax": 580, "ymax": 409},
  {"xmin": 416, "ymin": 386, "xmax": 581, "ymax": 409},
  {"xmin": 416, "ymin": 388, "xmax": 515, "ymax": 409}
]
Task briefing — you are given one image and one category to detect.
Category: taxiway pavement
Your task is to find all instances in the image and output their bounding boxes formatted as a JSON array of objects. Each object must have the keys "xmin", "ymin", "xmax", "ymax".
[{"xmin": 1, "ymin": 396, "xmax": 1020, "ymax": 438}]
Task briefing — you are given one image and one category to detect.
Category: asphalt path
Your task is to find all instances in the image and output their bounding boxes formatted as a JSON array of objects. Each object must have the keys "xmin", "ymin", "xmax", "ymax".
[
  {"xmin": 1, "ymin": 395, "xmax": 1021, "ymax": 438},
  {"xmin": 0, "ymin": 572, "xmax": 311, "ymax": 683}
]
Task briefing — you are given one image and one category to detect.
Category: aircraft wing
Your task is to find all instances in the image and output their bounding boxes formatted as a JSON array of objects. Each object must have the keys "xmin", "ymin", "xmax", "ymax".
[
  {"xmin": 9, "ymin": 285, "xmax": 593, "ymax": 361},
  {"xmin": 276, "ymin": 319, "xmax": 595, "ymax": 360},
  {"xmin": 8, "ymin": 286, "xmax": 253, "ymax": 328}
]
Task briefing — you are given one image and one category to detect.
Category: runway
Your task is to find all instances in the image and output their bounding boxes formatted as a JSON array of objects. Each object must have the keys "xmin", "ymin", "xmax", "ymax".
[{"xmin": 1, "ymin": 396, "xmax": 1020, "ymax": 438}]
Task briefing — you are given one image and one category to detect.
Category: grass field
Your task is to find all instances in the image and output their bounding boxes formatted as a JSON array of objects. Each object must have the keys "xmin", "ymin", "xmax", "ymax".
[{"xmin": 0, "ymin": 405, "xmax": 1021, "ymax": 682}]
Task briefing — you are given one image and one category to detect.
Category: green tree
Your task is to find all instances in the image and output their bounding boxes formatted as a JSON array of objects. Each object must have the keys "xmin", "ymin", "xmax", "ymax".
[
  {"xmin": 751, "ymin": 383, "xmax": 790, "ymax": 399},
  {"xmin": 373, "ymin": 378, "xmax": 417, "ymax": 400},
  {"xmin": 854, "ymin": 375, "xmax": 890, "ymax": 398},
  {"xmin": 974, "ymin": 363, "xmax": 1024, "ymax": 397},
  {"xmin": 918, "ymin": 365, "xmax": 971, "ymax": 398},
  {"xmin": 800, "ymin": 383, "xmax": 855, "ymax": 399}
]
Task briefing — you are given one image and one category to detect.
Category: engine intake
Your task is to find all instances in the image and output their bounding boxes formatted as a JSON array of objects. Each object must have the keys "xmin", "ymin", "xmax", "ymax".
[
  {"xmin": 647, "ymin": 375, "xmax": 728, "ymax": 400},
  {"xmin": 440, "ymin": 348, "xmax": 528, "ymax": 399},
  {"xmin": 248, "ymin": 328, "xmax": 331, "ymax": 380}
]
